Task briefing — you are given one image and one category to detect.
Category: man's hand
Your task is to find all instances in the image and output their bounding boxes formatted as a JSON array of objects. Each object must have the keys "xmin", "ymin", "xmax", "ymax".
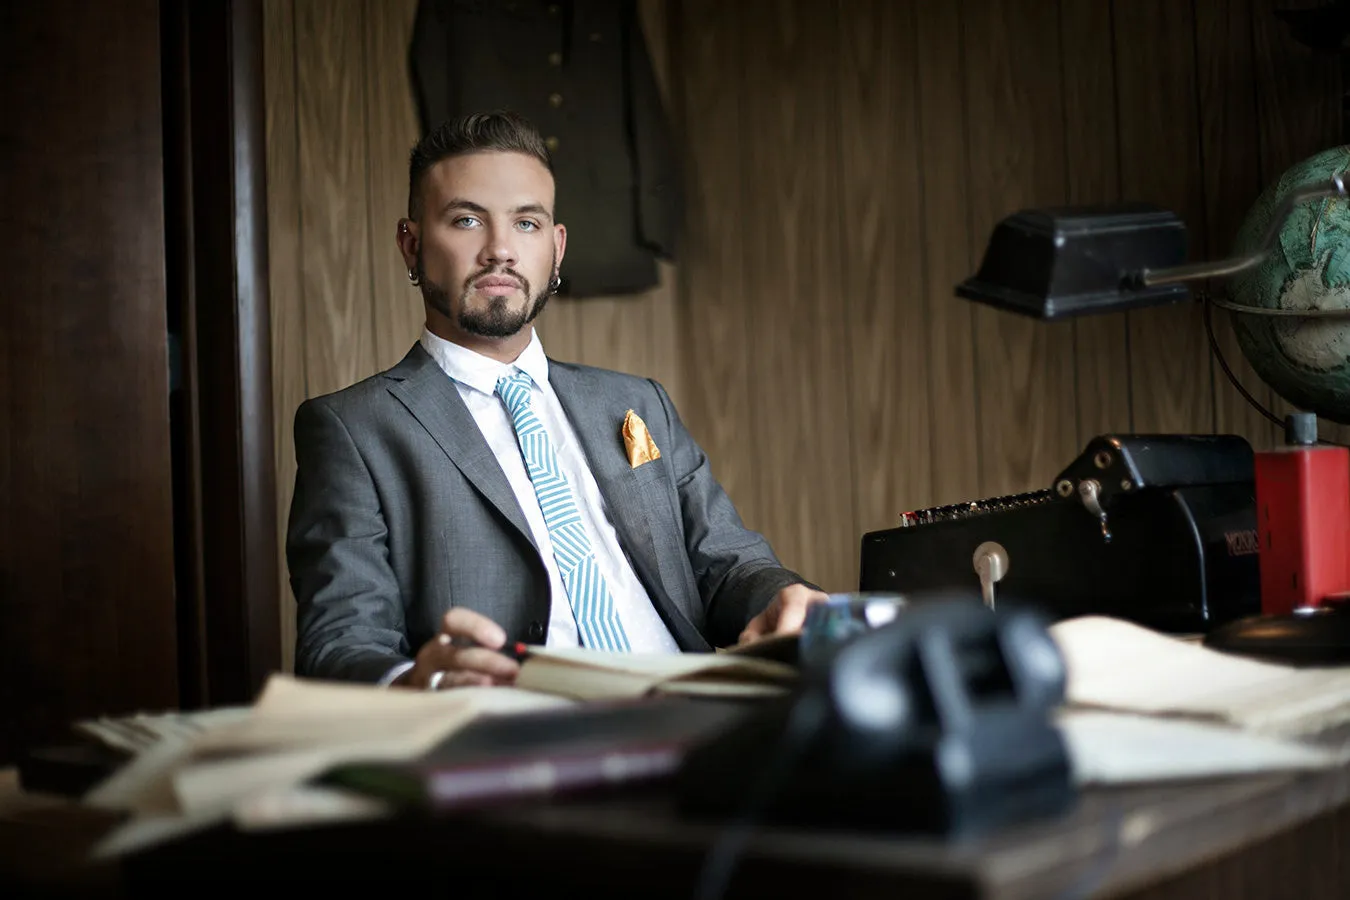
[
  {"xmin": 395, "ymin": 607, "xmax": 521, "ymax": 690},
  {"xmin": 738, "ymin": 583, "xmax": 830, "ymax": 644}
]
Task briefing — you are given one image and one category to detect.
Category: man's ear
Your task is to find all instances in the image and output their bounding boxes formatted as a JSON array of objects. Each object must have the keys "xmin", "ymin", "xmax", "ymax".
[
  {"xmin": 397, "ymin": 218, "xmax": 419, "ymax": 269},
  {"xmin": 553, "ymin": 222, "xmax": 567, "ymax": 271}
]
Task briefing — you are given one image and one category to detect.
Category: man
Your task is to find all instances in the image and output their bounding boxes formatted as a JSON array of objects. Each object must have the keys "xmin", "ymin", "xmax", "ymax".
[{"xmin": 288, "ymin": 111, "xmax": 826, "ymax": 690}]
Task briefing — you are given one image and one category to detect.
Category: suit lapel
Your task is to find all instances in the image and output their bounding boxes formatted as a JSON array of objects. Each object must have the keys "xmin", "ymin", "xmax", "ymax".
[
  {"xmin": 548, "ymin": 362, "xmax": 672, "ymax": 607},
  {"xmin": 384, "ymin": 346, "xmax": 537, "ymax": 551}
]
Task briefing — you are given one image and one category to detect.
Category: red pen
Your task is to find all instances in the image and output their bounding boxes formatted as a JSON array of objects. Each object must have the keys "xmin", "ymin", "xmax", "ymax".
[{"xmin": 501, "ymin": 641, "xmax": 533, "ymax": 662}]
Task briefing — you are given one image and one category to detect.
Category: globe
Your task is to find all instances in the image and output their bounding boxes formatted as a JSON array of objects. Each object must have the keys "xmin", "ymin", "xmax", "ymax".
[{"xmin": 1229, "ymin": 145, "xmax": 1350, "ymax": 425}]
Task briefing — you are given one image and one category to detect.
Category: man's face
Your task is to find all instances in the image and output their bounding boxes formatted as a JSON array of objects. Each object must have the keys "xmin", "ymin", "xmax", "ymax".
[{"xmin": 405, "ymin": 151, "xmax": 565, "ymax": 340}]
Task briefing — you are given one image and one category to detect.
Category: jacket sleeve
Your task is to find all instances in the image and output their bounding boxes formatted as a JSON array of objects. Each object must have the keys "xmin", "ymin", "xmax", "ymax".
[
  {"xmin": 288, "ymin": 398, "xmax": 413, "ymax": 682},
  {"xmin": 649, "ymin": 380, "xmax": 814, "ymax": 646},
  {"xmin": 624, "ymin": 0, "xmax": 681, "ymax": 259}
]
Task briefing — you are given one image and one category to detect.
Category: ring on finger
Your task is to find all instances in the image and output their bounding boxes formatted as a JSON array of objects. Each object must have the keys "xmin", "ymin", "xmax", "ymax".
[{"xmin": 427, "ymin": 670, "xmax": 447, "ymax": 691}]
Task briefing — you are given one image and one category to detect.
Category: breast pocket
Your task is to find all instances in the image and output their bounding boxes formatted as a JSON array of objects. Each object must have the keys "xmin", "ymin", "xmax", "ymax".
[{"xmin": 630, "ymin": 457, "xmax": 683, "ymax": 548}]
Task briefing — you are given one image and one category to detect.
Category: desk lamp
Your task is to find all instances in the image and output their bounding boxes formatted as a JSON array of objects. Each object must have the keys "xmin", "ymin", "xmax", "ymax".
[{"xmin": 957, "ymin": 173, "xmax": 1350, "ymax": 663}]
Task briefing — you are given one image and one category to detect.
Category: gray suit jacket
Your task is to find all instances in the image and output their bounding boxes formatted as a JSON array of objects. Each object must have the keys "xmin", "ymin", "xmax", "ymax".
[{"xmin": 287, "ymin": 343, "xmax": 806, "ymax": 682}]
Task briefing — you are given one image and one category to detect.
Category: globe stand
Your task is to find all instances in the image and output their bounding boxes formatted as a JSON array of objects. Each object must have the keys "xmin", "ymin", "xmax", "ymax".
[
  {"xmin": 956, "ymin": 170, "xmax": 1350, "ymax": 664},
  {"xmin": 1256, "ymin": 411, "xmax": 1350, "ymax": 619}
]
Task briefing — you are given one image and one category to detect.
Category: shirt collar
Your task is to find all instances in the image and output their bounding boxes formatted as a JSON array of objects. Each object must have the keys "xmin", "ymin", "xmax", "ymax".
[{"xmin": 419, "ymin": 327, "xmax": 550, "ymax": 397}]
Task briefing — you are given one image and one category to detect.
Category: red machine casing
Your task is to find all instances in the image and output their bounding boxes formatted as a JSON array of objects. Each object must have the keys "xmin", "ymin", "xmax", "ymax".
[{"xmin": 1254, "ymin": 444, "xmax": 1350, "ymax": 615}]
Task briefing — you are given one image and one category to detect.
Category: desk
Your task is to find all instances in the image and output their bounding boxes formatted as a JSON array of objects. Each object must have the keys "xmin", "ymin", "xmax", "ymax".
[
  {"xmin": 116, "ymin": 762, "xmax": 1350, "ymax": 898},
  {"xmin": 0, "ymin": 768, "xmax": 122, "ymax": 897}
]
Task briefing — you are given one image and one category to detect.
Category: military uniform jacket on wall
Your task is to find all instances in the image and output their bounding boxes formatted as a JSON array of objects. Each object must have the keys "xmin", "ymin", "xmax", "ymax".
[{"xmin": 410, "ymin": 0, "xmax": 681, "ymax": 297}]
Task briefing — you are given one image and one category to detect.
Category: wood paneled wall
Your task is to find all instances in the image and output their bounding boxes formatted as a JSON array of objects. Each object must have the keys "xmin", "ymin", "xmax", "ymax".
[
  {"xmin": 264, "ymin": 0, "xmax": 1343, "ymax": 670},
  {"xmin": 2, "ymin": 0, "xmax": 180, "ymax": 759}
]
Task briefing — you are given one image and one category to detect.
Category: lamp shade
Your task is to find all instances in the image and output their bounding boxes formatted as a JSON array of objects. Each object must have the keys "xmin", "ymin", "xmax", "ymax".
[{"xmin": 956, "ymin": 204, "xmax": 1191, "ymax": 319}]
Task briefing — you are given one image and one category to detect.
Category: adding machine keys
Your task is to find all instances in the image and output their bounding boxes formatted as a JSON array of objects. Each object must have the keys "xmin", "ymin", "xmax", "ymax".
[{"xmin": 859, "ymin": 435, "xmax": 1262, "ymax": 633}]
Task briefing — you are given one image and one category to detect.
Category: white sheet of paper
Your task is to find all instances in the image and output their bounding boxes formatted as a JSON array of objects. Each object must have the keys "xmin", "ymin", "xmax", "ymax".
[
  {"xmin": 1057, "ymin": 708, "xmax": 1347, "ymax": 785},
  {"xmin": 230, "ymin": 784, "xmax": 392, "ymax": 832}
]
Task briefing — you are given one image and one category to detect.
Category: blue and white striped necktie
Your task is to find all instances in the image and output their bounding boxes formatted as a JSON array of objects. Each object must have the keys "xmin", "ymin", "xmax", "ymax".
[{"xmin": 495, "ymin": 369, "xmax": 631, "ymax": 651}]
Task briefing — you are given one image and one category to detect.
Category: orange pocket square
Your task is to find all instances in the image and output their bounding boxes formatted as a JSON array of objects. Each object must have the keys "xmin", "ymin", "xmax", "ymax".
[{"xmin": 622, "ymin": 409, "xmax": 661, "ymax": 469}]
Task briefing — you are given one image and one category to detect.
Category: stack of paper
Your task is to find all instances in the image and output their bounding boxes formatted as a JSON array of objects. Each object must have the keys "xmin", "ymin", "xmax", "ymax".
[
  {"xmin": 1050, "ymin": 616, "xmax": 1350, "ymax": 738},
  {"xmin": 74, "ymin": 707, "xmax": 254, "ymax": 755},
  {"xmin": 80, "ymin": 648, "xmax": 799, "ymax": 858},
  {"xmin": 84, "ymin": 675, "xmax": 575, "ymax": 858}
]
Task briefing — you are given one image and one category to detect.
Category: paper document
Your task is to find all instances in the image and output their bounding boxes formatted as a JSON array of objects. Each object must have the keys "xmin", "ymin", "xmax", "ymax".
[
  {"xmin": 1051, "ymin": 616, "xmax": 1350, "ymax": 738},
  {"xmin": 75, "ymin": 706, "xmax": 253, "ymax": 756},
  {"xmin": 1057, "ymin": 709, "xmax": 1347, "ymax": 785},
  {"xmin": 85, "ymin": 674, "xmax": 575, "ymax": 858},
  {"xmin": 186, "ymin": 675, "xmax": 571, "ymax": 758}
]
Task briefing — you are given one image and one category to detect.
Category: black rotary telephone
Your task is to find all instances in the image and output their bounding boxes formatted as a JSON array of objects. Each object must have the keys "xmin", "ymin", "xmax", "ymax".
[{"xmin": 678, "ymin": 594, "xmax": 1077, "ymax": 838}]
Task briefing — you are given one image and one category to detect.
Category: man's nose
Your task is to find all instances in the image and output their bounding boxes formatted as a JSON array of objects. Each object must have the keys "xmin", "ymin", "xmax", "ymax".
[{"xmin": 480, "ymin": 226, "xmax": 517, "ymax": 268}]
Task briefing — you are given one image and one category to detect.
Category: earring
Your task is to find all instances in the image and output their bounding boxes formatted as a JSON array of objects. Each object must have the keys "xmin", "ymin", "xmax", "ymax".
[
  {"xmin": 549, "ymin": 273, "xmax": 562, "ymax": 294},
  {"xmin": 407, "ymin": 268, "xmax": 419, "ymax": 286}
]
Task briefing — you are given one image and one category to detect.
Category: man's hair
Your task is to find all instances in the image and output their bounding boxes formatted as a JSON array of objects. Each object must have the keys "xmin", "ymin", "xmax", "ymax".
[{"xmin": 407, "ymin": 111, "xmax": 554, "ymax": 219}]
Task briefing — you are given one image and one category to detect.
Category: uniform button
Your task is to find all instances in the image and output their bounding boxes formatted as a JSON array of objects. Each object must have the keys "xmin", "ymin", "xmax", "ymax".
[
  {"xmin": 528, "ymin": 621, "xmax": 545, "ymax": 639},
  {"xmin": 548, "ymin": 51, "xmax": 562, "ymax": 66},
  {"xmin": 545, "ymin": 135, "xmax": 560, "ymax": 152},
  {"xmin": 548, "ymin": 92, "xmax": 563, "ymax": 108}
]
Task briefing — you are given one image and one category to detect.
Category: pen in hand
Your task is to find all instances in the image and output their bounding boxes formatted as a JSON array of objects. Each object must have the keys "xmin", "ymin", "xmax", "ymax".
[
  {"xmin": 419, "ymin": 609, "xmax": 531, "ymax": 689},
  {"xmin": 500, "ymin": 641, "xmax": 534, "ymax": 663}
]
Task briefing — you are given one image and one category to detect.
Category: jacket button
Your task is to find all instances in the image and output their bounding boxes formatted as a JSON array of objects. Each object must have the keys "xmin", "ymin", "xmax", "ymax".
[{"xmin": 528, "ymin": 621, "xmax": 545, "ymax": 640}]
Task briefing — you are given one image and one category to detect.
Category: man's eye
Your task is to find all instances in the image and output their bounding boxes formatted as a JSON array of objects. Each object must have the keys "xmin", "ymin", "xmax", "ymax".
[
  {"xmin": 453, "ymin": 216, "xmax": 481, "ymax": 228},
  {"xmin": 517, "ymin": 220, "xmax": 539, "ymax": 232}
]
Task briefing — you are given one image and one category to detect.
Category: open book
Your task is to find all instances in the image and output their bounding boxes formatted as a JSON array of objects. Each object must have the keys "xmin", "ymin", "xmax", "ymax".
[{"xmin": 513, "ymin": 645, "xmax": 797, "ymax": 700}]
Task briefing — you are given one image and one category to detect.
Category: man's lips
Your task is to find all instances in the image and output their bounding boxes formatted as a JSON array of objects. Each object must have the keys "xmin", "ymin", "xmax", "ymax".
[{"xmin": 473, "ymin": 275, "xmax": 523, "ymax": 297}]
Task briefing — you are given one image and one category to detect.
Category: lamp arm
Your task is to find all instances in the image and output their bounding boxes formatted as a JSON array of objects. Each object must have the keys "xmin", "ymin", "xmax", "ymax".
[{"xmin": 1137, "ymin": 174, "xmax": 1348, "ymax": 288}]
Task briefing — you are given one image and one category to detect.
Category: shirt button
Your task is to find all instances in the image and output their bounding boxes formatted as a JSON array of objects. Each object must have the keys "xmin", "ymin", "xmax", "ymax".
[
  {"xmin": 545, "ymin": 136, "xmax": 560, "ymax": 152},
  {"xmin": 528, "ymin": 621, "xmax": 545, "ymax": 640},
  {"xmin": 548, "ymin": 51, "xmax": 562, "ymax": 66},
  {"xmin": 548, "ymin": 92, "xmax": 563, "ymax": 108}
]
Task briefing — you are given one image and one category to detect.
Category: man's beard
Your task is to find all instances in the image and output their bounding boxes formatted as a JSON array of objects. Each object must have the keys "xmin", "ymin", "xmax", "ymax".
[{"xmin": 416, "ymin": 251, "xmax": 553, "ymax": 339}]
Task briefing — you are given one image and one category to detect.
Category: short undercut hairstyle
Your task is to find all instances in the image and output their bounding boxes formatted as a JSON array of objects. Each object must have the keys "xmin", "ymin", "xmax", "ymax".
[{"xmin": 406, "ymin": 111, "xmax": 555, "ymax": 219}]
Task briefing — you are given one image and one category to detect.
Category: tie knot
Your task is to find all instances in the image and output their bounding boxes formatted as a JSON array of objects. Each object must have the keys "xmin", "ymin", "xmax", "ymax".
[{"xmin": 495, "ymin": 369, "xmax": 535, "ymax": 414}]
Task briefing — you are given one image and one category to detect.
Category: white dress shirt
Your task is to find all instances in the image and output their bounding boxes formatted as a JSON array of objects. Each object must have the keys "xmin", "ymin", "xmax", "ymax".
[{"xmin": 382, "ymin": 328, "xmax": 680, "ymax": 684}]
